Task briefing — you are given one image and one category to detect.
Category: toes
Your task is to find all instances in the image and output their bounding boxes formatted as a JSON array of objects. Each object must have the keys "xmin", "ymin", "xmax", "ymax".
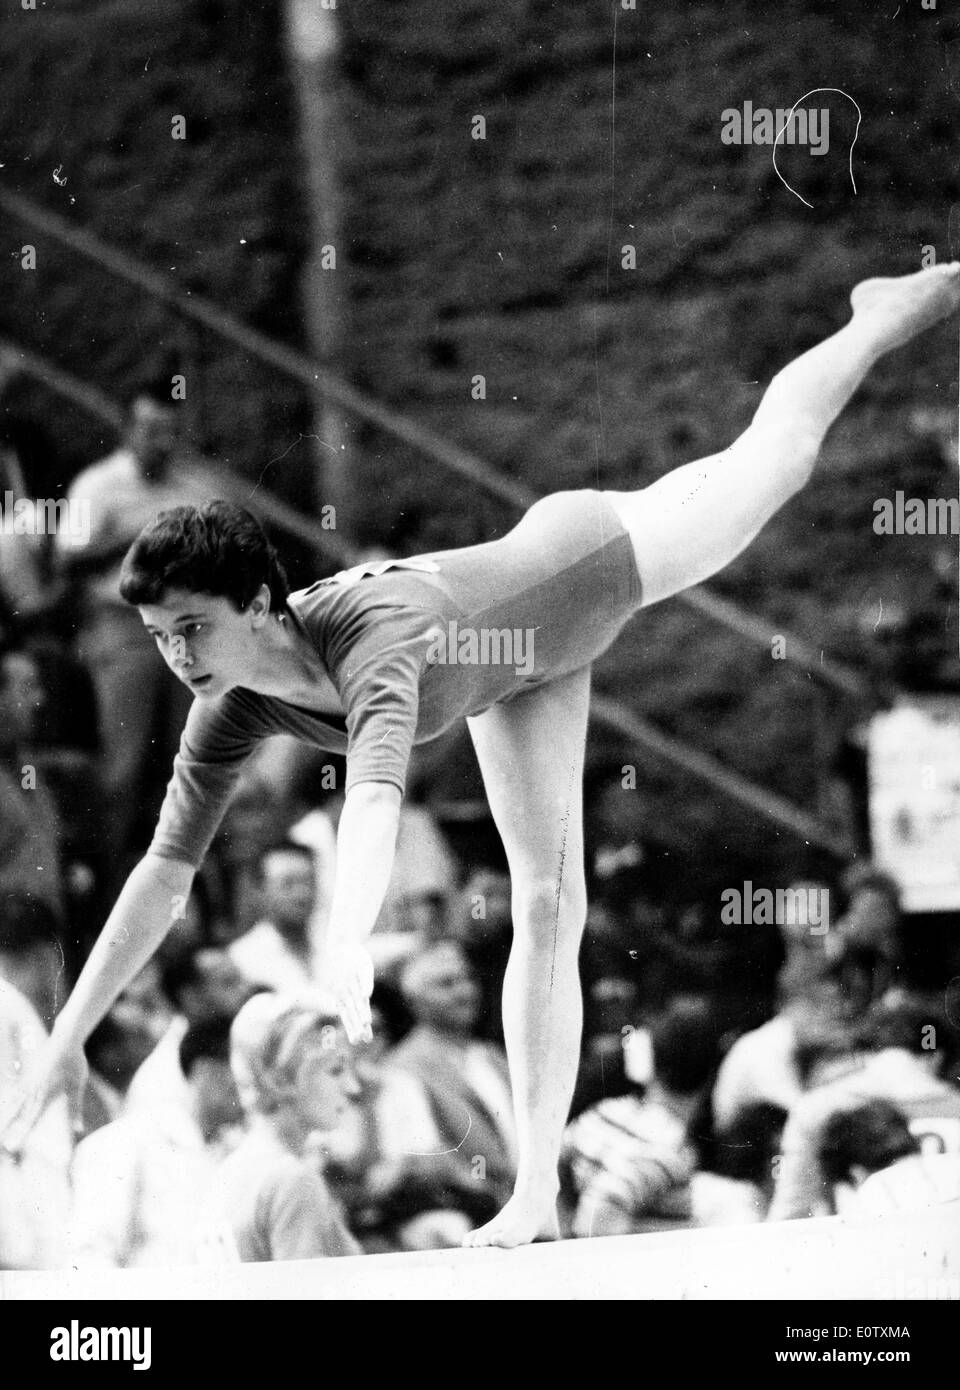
[
  {"xmin": 463, "ymin": 1221, "xmax": 521, "ymax": 1249},
  {"xmin": 462, "ymin": 1223, "xmax": 495, "ymax": 1248}
]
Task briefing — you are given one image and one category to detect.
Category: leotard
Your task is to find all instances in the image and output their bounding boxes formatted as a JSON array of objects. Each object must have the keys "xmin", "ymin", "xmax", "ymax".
[{"xmin": 150, "ymin": 489, "xmax": 642, "ymax": 866}]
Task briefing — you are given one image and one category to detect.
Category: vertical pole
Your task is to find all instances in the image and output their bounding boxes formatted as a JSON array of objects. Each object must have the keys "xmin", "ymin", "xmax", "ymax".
[{"xmin": 283, "ymin": 0, "xmax": 354, "ymax": 542}]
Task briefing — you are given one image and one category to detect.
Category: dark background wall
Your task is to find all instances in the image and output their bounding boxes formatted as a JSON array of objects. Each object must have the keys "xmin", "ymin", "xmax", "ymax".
[{"xmin": 0, "ymin": 0, "xmax": 312, "ymax": 494}]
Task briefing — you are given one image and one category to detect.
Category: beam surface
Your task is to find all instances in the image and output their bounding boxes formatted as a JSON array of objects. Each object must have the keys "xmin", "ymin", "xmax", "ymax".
[{"xmin": 2, "ymin": 1205, "xmax": 956, "ymax": 1301}]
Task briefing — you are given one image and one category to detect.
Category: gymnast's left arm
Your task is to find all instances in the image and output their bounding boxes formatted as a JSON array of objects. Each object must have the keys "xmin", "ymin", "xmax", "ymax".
[
  {"xmin": 324, "ymin": 779, "xmax": 403, "ymax": 1043},
  {"xmin": 323, "ymin": 619, "xmax": 427, "ymax": 1040}
]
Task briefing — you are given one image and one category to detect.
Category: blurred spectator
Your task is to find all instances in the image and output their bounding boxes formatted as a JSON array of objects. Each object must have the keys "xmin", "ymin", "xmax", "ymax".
[
  {"xmin": 0, "ymin": 638, "xmax": 63, "ymax": 920},
  {"xmin": 207, "ymin": 775, "xmax": 286, "ymax": 939},
  {"xmin": 0, "ymin": 893, "xmax": 65, "ymax": 1030},
  {"xmin": 25, "ymin": 636, "xmax": 104, "ymax": 969},
  {"xmin": 670, "ymin": 901, "xmax": 783, "ymax": 1037},
  {"xmin": 561, "ymin": 998, "xmax": 721, "ymax": 1237},
  {"xmin": 157, "ymin": 880, "xmax": 218, "ymax": 957},
  {"xmin": 23, "ymin": 637, "xmax": 100, "ymax": 762},
  {"xmin": 228, "ymin": 840, "xmax": 324, "ymax": 992},
  {"xmin": 0, "ymin": 417, "xmax": 50, "ymax": 633},
  {"xmin": 582, "ymin": 772, "xmax": 783, "ymax": 1030},
  {"xmin": 769, "ymin": 997, "xmax": 960, "ymax": 1220},
  {"xmin": 772, "ymin": 878, "xmax": 836, "ymax": 1005},
  {"xmin": 323, "ymin": 997, "xmax": 488, "ymax": 1252},
  {"xmin": 452, "ymin": 868, "xmax": 512, "ymax": 1043},
  {"xmin": 693, "ymin": 1102, "xmax": 788, "ymax": 1225},
  {"xmin": 824, "ymin": 865, "xmax": 902, "ymax": 1007},
  {"xmin": 705, "ymin": 1017, "xmax": 798, "ymax": 1132},
  {"xmin": 380, "ymin": 940, "xmax": 517, "ymax": 1239},
  {"xmin": 2, "ymin": 631, "xmax": 106, "ymax": 980},
  {"xmin": 313, "ymin": 1000, "xmax": 397, "ymax": 1240},
  {"xmin": 212, "ymin": 762, "xmax": 455, "ymax": 983},
  {"xmin": 229, "ymin": 989, "xmax": 289, "ymax": 1118},
  {"xmin": 833, "ymin": 863, "xmax": 902, "ymax": 961},
  {"xmin": 79, "ymin": 959, "xmax": 172, "ymax": 1135},
  {"xmin": 54, "ymin": 377, "xmax": 211, "ymax": 877},
  {"xmin": 284, "ymin": 751, "xmax": 340, "ymax": 935},
  {"xmin": 568, "ymin": 921, "xmax": 640, "ymax": 1118},
  {"xmin": 585, "ymin": 769, "xmax": 648, "ymax": 907},
  {"xmin": 376, "ymin": 799, "xmax": 457, "ymax": 937},
  {"xmin": 69, "ymin": 1014, "xmax": 242, "ymax": 1267},
  {"xmin": 125, "ymin": 945, "xmax": 252, "ymax": 1117},
  {"xmin": 317, "ymin": 800, "xmax": 461, "ymax": 989},
  {"xmin": 81, "ymin": 1018, "xmax": 130, "ymax": 1133},
  {"xmin": 0, "ymin": 976, "xmax": 71, "ymax": 1268},
  {"xmin": 819, "ymin": 1098, "xmax": 960, "ymax": 1214},
  {"xmin": 711, "ymin": 881, "xmax": 882, "ymax": 1130},
  {"xmin": 216, "ymin": 996, "xmax": 362, "ymax": 1261},
  {"xmin": 597, "ymin": 890, "xmax": 783, "ymax": 1040}
]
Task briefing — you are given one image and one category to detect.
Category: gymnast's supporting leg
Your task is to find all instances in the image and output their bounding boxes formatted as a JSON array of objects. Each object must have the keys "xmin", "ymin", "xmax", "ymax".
[
  {"xmin": 604, "ymin": 263, "xmax": 960, "ymax": 605},
  {"xmin": 464, "ymin": 665, "xmax": 592, "ymax": 1249}
]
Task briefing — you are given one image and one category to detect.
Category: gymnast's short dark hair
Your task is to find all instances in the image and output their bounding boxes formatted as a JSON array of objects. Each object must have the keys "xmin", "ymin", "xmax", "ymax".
[{"xmin": 119, "ymin": 500, "xmax": 290, "ymax": 612}]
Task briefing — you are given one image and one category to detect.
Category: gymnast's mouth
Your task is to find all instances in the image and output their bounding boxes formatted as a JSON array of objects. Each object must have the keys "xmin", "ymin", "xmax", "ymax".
[{"xmin": 187, "ymin": 674, "xmax": 213, "ymax": 691}]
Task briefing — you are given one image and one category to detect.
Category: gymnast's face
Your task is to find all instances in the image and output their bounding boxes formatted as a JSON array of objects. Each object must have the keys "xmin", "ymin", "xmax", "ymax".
[{"xmin": 139, "ymin": 584, "xmax": 270, "ymax": 699}]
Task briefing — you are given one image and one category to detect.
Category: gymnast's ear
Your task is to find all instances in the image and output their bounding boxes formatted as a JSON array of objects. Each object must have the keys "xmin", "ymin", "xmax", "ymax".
[{"xmin": 247, "ymin": 583, "xmax": 272, "ymax": 626}]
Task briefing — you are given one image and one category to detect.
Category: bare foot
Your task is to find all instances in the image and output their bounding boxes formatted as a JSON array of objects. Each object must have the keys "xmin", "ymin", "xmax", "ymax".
[
  {"xmin": 850, "ymin": 262, "xmax": 960, "ymax": 351},
  {"xmin": 462, "ymin": 1187, "xmax": 561, "ymax": 1250}
]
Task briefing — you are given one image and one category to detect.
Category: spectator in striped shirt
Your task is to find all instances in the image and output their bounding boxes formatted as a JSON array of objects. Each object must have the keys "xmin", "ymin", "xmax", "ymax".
[{"xmin": 560, "ymin": 997, "xmax": 722, "ymax": 1238}]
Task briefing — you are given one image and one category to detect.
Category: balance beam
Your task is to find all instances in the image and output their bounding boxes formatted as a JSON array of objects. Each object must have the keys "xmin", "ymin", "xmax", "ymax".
[{"xmin": 2, "ymin": 1203, "xmax": 957, "ymax": 1300}]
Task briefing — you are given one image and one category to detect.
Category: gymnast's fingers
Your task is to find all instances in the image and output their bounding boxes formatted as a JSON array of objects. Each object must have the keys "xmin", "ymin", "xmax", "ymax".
[{"xmin": 338, "ymin": 993, "xmax": 364, "ymax": 1046}]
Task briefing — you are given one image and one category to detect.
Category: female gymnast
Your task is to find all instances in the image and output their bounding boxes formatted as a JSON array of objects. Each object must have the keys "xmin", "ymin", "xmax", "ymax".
[{"xmin": 3, "ymin": 264, "xmax": 959, "ymax": 1249}]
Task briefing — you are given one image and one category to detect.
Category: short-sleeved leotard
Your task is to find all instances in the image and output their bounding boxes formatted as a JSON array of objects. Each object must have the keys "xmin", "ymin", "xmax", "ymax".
[{"xmin": 149, "ymin": 490, "xmax": 642, "ymax": 866}]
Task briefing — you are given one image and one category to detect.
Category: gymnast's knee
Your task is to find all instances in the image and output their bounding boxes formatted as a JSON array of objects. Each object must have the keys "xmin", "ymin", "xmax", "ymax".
[
  {"xmin": 736, "ymin": 421, "xmax": 821, "ymax": 492},
  {"xmin": 512, "ymin": 877, "xmax": 587, "ymax": 938}
]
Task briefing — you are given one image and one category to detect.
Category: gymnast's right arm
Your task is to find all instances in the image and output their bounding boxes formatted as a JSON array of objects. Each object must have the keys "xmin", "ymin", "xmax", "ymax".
[
  {"xmin": 58, "ymin": 854, "xmax": 195, "ymax": 1047},
  {"xmin": 1, "ymin": 695, "xmax": 260, "ymax": 1153},
  {"xmin": 1, "ymin": 853, "xmax": 195, "ymax": 1152}
]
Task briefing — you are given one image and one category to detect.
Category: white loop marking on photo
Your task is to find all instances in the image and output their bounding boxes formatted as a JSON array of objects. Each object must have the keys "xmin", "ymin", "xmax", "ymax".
[{"xmin": 772, "ymin": 88, "xmax": 862, "ymax": 209}]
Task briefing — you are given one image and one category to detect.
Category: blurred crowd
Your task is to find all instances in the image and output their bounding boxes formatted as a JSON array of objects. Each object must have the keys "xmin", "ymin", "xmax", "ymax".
[{"xmin": 1, "ymin": 385, "xmax": 959, "ymax": 1268}]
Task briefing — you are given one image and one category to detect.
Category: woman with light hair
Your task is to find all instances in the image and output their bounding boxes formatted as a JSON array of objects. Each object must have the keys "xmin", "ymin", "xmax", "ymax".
[{"xmin": 215, "ymin": 995, "xmax": 362, "ymax": 1262}]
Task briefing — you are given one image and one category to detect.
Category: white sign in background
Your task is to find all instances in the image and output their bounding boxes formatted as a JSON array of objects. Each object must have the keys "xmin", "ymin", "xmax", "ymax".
[{"xmin": 868, "ymin": 699, "xmax": 960, "ymax": 913}]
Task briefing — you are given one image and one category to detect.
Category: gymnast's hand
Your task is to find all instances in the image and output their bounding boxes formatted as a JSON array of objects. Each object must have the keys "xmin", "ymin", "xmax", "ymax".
[
  {"xmin": 0, "ymin": 1036, "xmax": 88, "ymax": 1160},
  {"xmin": 325, "ymin": 939, "xmax": 375, "ymax": 1045}
]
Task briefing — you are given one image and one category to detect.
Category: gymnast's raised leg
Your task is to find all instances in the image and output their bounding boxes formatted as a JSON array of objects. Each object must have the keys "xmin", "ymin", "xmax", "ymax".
[
  {"xmin": 605, "ymin": 264, "xmax": 960, "ymax": 606},
  {"xmin": 463, "ymin": 263, "xmax": 960, "ymax": 1249}
]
